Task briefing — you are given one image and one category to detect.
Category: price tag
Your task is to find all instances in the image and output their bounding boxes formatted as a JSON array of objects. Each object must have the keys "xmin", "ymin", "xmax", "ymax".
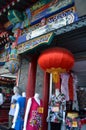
[
  {"xmin": 72, "ymin": 121, "xmax": 78, "ymax": 127},
  {"xmin": 37, "ymin": 107, "xmax": 44, "ymax": 113},
  {"xmin": 11, "ymin": 104, "xmax": 15, "ymax": 109},
  {"xmin": 52, "ymin": 106, "xmax": 59, "ymax": 112}
]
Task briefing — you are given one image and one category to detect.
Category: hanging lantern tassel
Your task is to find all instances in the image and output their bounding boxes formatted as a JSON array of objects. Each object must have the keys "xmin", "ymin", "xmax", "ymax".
[
  {"xmin": 47, "ymin": 67, "xmax": 66, "ymax": 83},
  {"xmin": 52, "ymin": 71, "xmax": 59, "ymax": 83}
]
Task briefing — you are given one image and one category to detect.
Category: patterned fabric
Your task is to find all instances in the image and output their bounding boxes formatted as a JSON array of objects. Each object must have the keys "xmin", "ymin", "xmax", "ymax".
[
  {"xmin": 61, "ymin": 73, "xmax": 79, "ymax": 111},
  {"xmin": 61, "ymin": 73, "xmax": 69, "ymax": 101},
  {"xmin": 26, "ymin": 97, "xmax": 43, "ymax": 130},
  {"xmin": 14, "ymin": 97, "xmax": 26, "ymax": 130},
  {"xmin": 47, "ymin": 93, "xmax": 66, "ymax": 123},
  {"xmin": 66, "ymin": 117, "xmax": 81, "ymax": 130},
  {"xmin": 72, "ymin": 73, "xmax": 79, "ymax": 111}
]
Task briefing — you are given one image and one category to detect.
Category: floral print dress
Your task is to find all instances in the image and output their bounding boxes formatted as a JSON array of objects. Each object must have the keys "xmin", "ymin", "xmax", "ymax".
[{"xmin": 26, "ymin": 97, "xmax": 43, "ymax": 130}]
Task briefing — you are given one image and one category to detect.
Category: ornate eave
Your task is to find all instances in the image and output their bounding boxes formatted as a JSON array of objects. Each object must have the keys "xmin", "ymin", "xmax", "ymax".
[
  {"xmin": 17, "ymin": 15, "xmax": 86, "ymax": 59},
  {"xmin": 54, "ymin": 15, "xmax": 86, "ymax": 36},
  {"xmin": 51, "ymin": 15, "xmax": 86, "ymax": 59}
]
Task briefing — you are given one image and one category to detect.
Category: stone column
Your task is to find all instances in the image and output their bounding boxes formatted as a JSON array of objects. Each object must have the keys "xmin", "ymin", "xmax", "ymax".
[{"xmin": 42, "ymin": 72, "xmax": 50, "ymax": 130}]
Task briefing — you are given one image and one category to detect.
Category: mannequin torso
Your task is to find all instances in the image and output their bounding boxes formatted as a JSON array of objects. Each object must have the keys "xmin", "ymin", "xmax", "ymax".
[
  {"xmin": 9, "ymin": 88, "xmax": 21, "ymax": 116},
  {"xmin": 8, "ymin": 87, "xmax": 21, "ymax": 128},
  {"xmin": 12, "ymin": 92, "xmax": 26, "ymax": 130},
  {"xmin": 23, "ymin": 93, "xmax": 43, "ymax": 130}
]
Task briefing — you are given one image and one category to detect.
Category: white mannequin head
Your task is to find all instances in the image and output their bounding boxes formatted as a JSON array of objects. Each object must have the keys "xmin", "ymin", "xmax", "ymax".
[
  {"xmin": 22, "ymin": 92, "xmax": 26, "ymax": 97},
  {"xmin": 13, "ymin": 86, "xmax": 20, "ymax": 94},
  {"xmin": 55, "ymin": 88, "xmax": 60, "ymax": 97},
  {"xmin": 34, "ymin": 93, "xmax": 39, "ymax": 99},
  {"xmin": 34, "ymin": 93, "xmax": 40, "ymax": 105}
]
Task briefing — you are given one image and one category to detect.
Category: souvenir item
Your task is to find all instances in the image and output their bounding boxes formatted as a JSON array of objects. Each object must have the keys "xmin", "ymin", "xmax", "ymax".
[{"xmin": 66, "ymin": 112, "xmax": 81, "ymax": 130}]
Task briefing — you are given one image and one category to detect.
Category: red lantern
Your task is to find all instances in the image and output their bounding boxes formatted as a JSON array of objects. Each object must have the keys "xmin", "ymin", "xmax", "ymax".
[{"xmin": 38, "ymin": 47, "xmax": 75, "ymax": 83}]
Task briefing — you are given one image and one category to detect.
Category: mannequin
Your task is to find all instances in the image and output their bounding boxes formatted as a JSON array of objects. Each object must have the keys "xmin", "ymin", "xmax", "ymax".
[
  {"xmin": 8, "ymin": 86, "xmax": 21, "ymax": 128},
  {"xmin": 23, "ymin": 93, "xmax": 43, "ymax": 130},
  {"xmin": 55, "ymin": 88, "xmax": 60, "ymax": 96},
  {"xmin": 47, "ymin": 88, "xmax": 66, "ymax": 130},
  {"xmin": 12, "ymin": 92, "xmax": 26, "ymax": 130}
]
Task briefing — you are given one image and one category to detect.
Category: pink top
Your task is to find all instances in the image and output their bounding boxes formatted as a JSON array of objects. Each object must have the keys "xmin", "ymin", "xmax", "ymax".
[{"xmin": 26, "ymin": 97, "xmax": 43, "ymax": 130}]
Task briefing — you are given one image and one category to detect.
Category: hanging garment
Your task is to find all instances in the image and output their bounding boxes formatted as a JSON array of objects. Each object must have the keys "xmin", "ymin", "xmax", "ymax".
[
  {"xmin": 47, "ymin": 93, "xmax": 66, "ymax": 123},
  {"xmin": 9, "ymin": 94, "xmax": 21, "ymax": 117},
  {"xmin": 14, "ymin": 97, "xmax": 26, "ymax": 130},
  {"xmin": 61, "ymin": 73, "xmax": 69, "ymax": 101},
  {"xmin": 72, "ymin": 73, "xmax": 79, "ymax": 111},
  {"xmin": 68, "ymin": 73, "xmax": 74, "ymax": 101},
  {"xmin": 26, "ymin": 97, "xmax": 43, "ymax": 130}
]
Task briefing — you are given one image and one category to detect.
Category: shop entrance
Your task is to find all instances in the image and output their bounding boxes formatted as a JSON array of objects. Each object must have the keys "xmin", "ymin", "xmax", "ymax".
[{"xmin": 0, "ymin": 75, "xmax": 16, "ymax": 126}]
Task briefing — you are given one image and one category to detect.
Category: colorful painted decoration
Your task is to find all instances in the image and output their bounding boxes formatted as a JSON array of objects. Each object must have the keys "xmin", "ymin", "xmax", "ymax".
[
  {"xmin": 38, "ymin": 47, "xmax": 75, "ymax": 83},
  {"xmin": 0, "ymin": 50, "xmax": 6, "ymax": 66},
  {"xmin": 47, "ymin": 6, "xmax": 78, "ymax": 24},
  {"xmin": 17, "ymin": 6, "xmax": 78, "ymax": 45},
  {"xmin": 5, "ymin": 43, "xmax": 11, "ymax": 55},
  {"xmin": 7, "ymin": 28, "xmax": 21, "ymax": 74},
  {"xmin": 18, "ymin": 25, "xmax": 49, "ymax": 44},
  {"xmin": 30, "ymin": 0, "xmax": 48, "ymax": 12},
  {"xmin": 8, "ymin": 48, "xmax": 20, "ymax": 74},
  {"xmin": 31, "ymin": 0, "xmax": 74, "ymax": 25},
  {"xmin": 25, "ymin": 8, "xmax": 31, "ymax": 20},
  {"xmin": 17, "ymin": 32, "xmax": 54, "ymax": 54},
  {"xmin": 8, "ymin": 10, "xmax": 24, "ymax": 25},
  {"xmin": 12, "ymin": 22, "xmax": 22, "ymax": 32},
  {"xmin": 8, "ymin": 60, "xmax": 20, "ymax": 74},
  {"xmin": 9, "ymin": 35, "xmax": 16, "ymax": 42},
  {"xmin": 47, "ymin": 11, "xmax": 78, "ymax": 32}
]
